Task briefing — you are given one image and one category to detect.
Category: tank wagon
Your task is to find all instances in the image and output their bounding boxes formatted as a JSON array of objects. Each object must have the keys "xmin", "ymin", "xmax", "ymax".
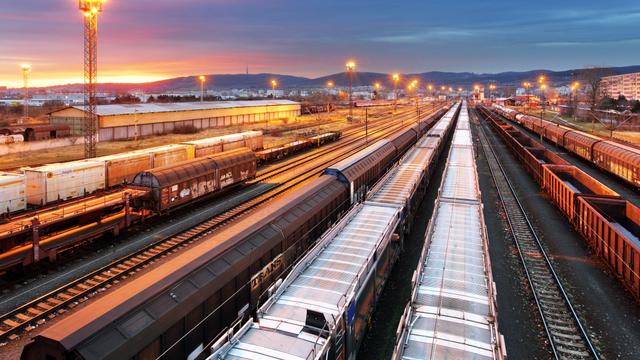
[
  {"xmin": 131, "ymin": 148, "xmax": 256, "ymax": 213},
  {"xmin": 491, "ymin": 105, "xmax": 640, "ymax": 188},
  {"xmin": 481, "ymin": 105, "xmax": 640, "ymax": 300},
  {"xmin": 393, "ymin": 101, "xmax": 506, "ymax": 360},
  {"xmin": 20, "ymin": 105, "xmax": 455, "ymax": 360}
]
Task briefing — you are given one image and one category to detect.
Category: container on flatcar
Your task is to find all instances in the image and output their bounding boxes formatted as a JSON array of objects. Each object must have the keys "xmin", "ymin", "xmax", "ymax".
[
  {"xmin": 542, "ymin": 164, "xmax": 619, "ymax": 220},
  {"xmin": 182, "ymin": 131, "xmax": 263, "ymax": 158},
  {"xmin": 94, "ymin": 151, "xmax": 154, "ymax": 187},
  {"xmin": 24, "ymin": 160, "xmax": 106, "ymax": 206},
  {"xmin": 592, "ymin": 141, "xmax": 640, "ymax": 188},
  {"xmin": 142, "ymin": 144, "xmax": 193, "ymax": 168},
  {"xmin": 0, "ymin": 172, "xmax": 26, "ymax": 214},
  {"xmin": 576, "ymin": 196, "xmax": 640, "ymax": 298}
]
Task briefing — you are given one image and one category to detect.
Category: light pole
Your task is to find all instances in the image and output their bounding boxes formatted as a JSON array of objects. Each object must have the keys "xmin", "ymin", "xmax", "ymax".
[
  {"xmin": 20, "ymin": 64, "xmax": 31, "ymax": 124},
  {"xmin": 571, "ymin": 81, "xmax": 580, "ymax": 122},
  {"xmin": 373, "ymin": 82, "xmax": 381, "ymax": 100},
  {"xmin": 539, "ymin": 75, "xmax": 547, "ymax": 143},
  {"xmin": 199, "ymin": 75, "xmax": 206, "ymax": 102},
  {"xmin": 523, "ymin": 81, "xmax": 531, "ymax": 113},
  {"xmin": 326, "ymin": 81, "xmax": 334, "ymax": 113},
  {"xmin": 346, "ymin": 61, "xmax": 356, "ymax": 119},
  {"xmin": 271, "ymin": 79, "xmax": 278, "ymax": 99},
  {"xmin": 392, "ymin": 74, "xmax": 400, "ymax": 112}
]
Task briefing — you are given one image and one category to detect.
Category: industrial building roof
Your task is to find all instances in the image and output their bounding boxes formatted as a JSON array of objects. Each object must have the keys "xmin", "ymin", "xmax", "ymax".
[{"xmin": 59, "ymin": 100, "xmax": 300, "ymax": 117}]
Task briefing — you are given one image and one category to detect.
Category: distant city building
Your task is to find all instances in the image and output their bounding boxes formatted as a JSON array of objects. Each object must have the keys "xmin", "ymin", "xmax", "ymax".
[
  {"xmin": 49, "ymin": 100, "xmax": 301, "ymax": 141},
  {"xmin": 601, "ymin": 72, "xmax": 640, "ymax": 100}
]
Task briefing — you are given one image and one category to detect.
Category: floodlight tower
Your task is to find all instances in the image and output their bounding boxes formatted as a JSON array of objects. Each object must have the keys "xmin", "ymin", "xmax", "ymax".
[
  {"xmin": 79, "ymin": 0, "xmax": 105, "ymax": 158},
  {"xmin": 20, "ymin": 64, "xmax": 31, "ymax": 124}
]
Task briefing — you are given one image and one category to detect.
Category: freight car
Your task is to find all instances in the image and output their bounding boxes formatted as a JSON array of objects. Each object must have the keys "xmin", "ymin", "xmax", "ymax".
[
  {"xmin": 256, "ymin": 132, "xmax": 341, "ymax": 163},
  {"xmin": 0, "ymin": 124, "xmax": 70, "ymax": 141},
  {"xmin": 393, "ymin": 102, "xmax": 506, "ymax": 360},
  {"xmin": 209, "ymin": 202, "xmax": 402, "ymax": 360},
  {"xmin": 492, "ymin": 105, "xmax": 640, "ymax": 188},
  {"xmin": 481, "ymin": 106, "xmax": 640, "ymax": 300},
  {"xmin": 0, "ymin": 172, "xmax": 26, "ymax": 215},
  {"xmin": 131, "ymin": 148, "xmax": 257, "ymax": 213},
  {"xmin": 182, "ymin": 131, "xmax": 263, "ymax": 158},
  {"xmin": 24, "ymin": 161, "xmax": 106, "ymax": 206}
]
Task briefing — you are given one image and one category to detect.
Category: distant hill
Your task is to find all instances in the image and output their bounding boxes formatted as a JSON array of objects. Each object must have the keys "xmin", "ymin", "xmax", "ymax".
[{"xmin": 29, "ymin": 65, "xmax": 640, "ymax": 92}]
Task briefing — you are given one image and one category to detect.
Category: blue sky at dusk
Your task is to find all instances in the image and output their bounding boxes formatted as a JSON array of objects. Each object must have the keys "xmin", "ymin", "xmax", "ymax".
[{"xmin": 1, "ymin": 0, "xmax": 639, "ymax": 86}]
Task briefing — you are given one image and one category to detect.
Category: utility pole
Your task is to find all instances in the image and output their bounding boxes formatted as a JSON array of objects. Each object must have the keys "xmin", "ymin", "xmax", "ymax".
[
  {"xmin": 20, "ymin": 64, "xmax": 31, "ymax": 125},
  {"xmin": 79, "ymin": 0, "xmax": 106, "ymax": 159},
  {"xmin": 392, "ymin": 74, "xmax": 400, "ymax": 113},
  {"xmin": 365, "ymin": 107, "xmax": 368, "ymax": 145}
]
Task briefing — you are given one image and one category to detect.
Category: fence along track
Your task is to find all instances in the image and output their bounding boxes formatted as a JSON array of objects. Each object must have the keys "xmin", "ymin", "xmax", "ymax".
[{"xmin": 474, "ymin": 109, "xmax": 599, "ymax": 360}]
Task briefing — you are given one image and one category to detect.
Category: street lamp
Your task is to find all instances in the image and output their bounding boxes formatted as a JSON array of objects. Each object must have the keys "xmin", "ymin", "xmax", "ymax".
[
  {"xmin": 523, "ymin": 81, "xmax": 531, "ymax": 113},
  {"xmin": 374, "ymin": 82, "xmax": 381, "ymax": 100},
  {"xmin": 540, "ymin": 82, "xmax": 547, "ymax": 142},
  {"xmin": 199, "ymin": 75, "xmax": 206, "ymax": 102},
  {"xmin": 271, "ymin": 79, "xmax": 278, "ymax": 99},
  {"xmin": 326, "ymin": 81, "xmax": 334, "ymax": 113},
  {"xmin": 392, "ymin": 73, "xmax": 400, "ymax": 112},
  {"xmin": 571, "ymin": 81, "xmax": 580, "ymax": 121},
  {"xmin": 20, "ymin": 64, "xmax": 31, "ymax": 124},
  {"xmin": 346, "ymin": 61, "xmax": 356, "ymax": 119}
]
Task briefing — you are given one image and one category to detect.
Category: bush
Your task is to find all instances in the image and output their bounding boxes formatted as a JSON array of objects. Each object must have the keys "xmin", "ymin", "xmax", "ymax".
[{"xmin": 173, "ymin": 124, "xmax": 199, "ymax": 134}]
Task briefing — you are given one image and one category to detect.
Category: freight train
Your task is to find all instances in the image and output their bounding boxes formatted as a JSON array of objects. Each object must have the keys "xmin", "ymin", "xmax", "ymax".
[
  {"xmin": 206, "ymin": 102, "xmax": 459, "ymax": 360},
  {"xmin": 20, "ymin": 103, "xmax": 459, "ymax": 360},
  {"xmin": 491, "ymin": 105, "xmax": 640, "ymax": 188},
  {"xmin": 393, "ymin": 101, "xmax": 507, "ymax": 360},
  {"xmin": 480, "ymin": 106, "xmax": 640, "ymax": 301}
]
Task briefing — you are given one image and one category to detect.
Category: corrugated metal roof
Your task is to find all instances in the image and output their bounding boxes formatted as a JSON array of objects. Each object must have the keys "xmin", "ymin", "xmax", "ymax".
[{"xmin": 64, "ymin": 100, "xmax": 300, "ymax": 117}]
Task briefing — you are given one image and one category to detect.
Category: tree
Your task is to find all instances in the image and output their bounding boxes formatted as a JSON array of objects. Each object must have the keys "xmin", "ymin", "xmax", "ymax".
[
  {"xmin": 631, "ymin": 100, "xmax": 640, "ymax": 113},
  {"xmin": 578, "ymin": 66, "xmax": 613, "ymax": 110}
]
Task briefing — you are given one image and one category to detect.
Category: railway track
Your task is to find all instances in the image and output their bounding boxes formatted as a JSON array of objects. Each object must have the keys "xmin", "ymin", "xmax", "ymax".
[
  {"xmin": 475, "ymin": 110, "xmax": 599, "ymax": 360},
  {"xmin": 0, "ymin": 104, "xmax": 442, "ymax": 344}
]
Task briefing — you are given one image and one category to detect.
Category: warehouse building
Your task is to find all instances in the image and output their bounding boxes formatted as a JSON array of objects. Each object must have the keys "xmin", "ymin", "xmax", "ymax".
[{"xmin": 49, "ymin": 100, "xmax": 301, "ymax": 141}]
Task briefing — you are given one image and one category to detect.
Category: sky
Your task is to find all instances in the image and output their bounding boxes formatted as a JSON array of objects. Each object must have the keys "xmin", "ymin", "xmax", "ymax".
[{"xmin": 1, "ymin": 0, "xmax": 640, "ymax": 87}]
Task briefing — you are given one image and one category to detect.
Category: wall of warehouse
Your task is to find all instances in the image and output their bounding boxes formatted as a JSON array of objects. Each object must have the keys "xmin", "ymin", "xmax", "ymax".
[{"xmin": 51, "ymin": 104, "xmax": 300, "ymax": 141}]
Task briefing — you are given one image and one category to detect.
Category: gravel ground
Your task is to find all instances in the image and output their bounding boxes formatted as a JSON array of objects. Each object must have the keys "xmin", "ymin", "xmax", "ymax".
[{"xmin": 481, "ymin": 118, "xmax": 640, "ymax": 359}]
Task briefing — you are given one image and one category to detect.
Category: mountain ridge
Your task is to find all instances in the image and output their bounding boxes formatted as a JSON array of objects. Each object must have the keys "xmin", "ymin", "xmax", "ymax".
[{"xmin": 16, "ymin": 65, "xmax": 640, "ymax": 93}]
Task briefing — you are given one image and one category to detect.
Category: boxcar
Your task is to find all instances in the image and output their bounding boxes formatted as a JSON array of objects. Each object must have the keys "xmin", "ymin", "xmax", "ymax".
[
  {"xmin": 21, "ymin": 175, "xmax": 350, "ymax": 360},
  {"xmin": 388, "ymin": 127, "xmax": 418, "ymax": 156},
  {"xmin": 324, "ymin": 139, "xmax": 397, "ymax": 204},
  {"xmin": 563, "ymin": 131, "xmax": 600, "ymax": 161},
  {"xmin": 131, "ymin": 148, "xmax": 256, "ymax": 213},
  {"xmin": 543, "ymin": 124, "xmax": 570, "ymax": 147},
  {"xmin": 182, "ymin": 131, "xmax": 263, "ymax": 158},
  {"xmin": 592, "ymin": 141, "xmax": 640, "ymax": 188},
  {"xmin": 576, "ymin": 196, "xmax": 640, "ymax": 299}
]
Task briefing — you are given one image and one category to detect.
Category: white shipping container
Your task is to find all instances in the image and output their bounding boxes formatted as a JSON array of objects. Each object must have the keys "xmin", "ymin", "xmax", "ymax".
[
  {"xmin": 25, "ymin": 160, "xmax": 106, "ymax": 206},
  {"xmin": 0, "ymin": 172, "xmax": 27, "ymax": 213},
  {"xmin": 94, "ymin": 151, "xmax": 154, "ymax": 187}
]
